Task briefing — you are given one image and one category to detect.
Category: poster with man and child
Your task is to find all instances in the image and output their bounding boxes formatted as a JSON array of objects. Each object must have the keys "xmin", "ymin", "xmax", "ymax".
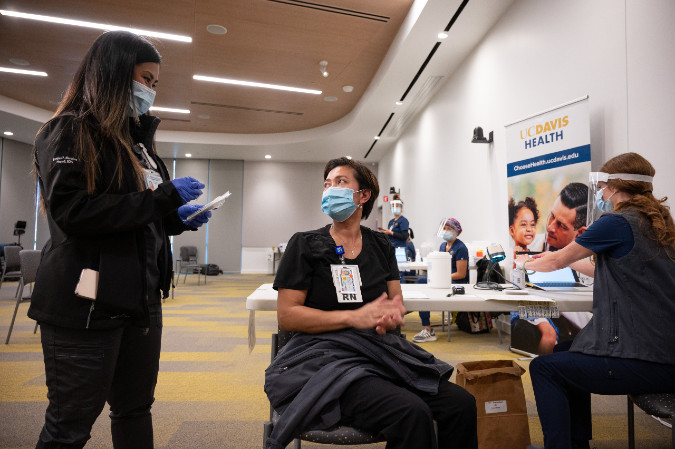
[{"xmin": 504, "ymin": 97, "xmax": 593, "ymax": 356}]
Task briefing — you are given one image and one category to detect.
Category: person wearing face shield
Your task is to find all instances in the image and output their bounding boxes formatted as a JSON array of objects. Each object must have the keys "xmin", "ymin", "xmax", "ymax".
[
  {"xmin": 29, "ymin": 31, "xmax": 209, "ymax": 448},
  {"xmin": 266, "ymin": 158, "xmax": 477, "ymax": 449},
  {"xmin": 379, "ymin": 194, "xmax": 410, "ymax": 250},
  {"xmin": 410, "ymin": 218, "xmax": 469, "ymax": 343},
  {"xmin": 515, "ymin": 153, "xmax": 675, "ymax": 449}
]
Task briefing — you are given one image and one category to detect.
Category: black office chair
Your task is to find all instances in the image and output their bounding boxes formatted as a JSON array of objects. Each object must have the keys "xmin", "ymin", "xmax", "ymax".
[
  {"xmin": 627, "ymin": 393, "xmax": 674, "ymax": 449},
  {"xmin": 13, "ymin": 221, "xmax": 27, "ymax": 247},
  {"xmin": 263, "ymin": 328, "xmax": 394, "ymax": 448},
  {"xmin": 177, "ymin": 246, "xmax": 205, "ymax": 284}
]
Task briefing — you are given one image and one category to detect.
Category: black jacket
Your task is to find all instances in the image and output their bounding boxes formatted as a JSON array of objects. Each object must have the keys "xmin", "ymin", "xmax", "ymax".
[
  {"xmin": 28, "ymin": 114, "xmax": 187, "ymax": 329},
  {"xmin": 264, "ymin": 329, "xmax": 453, "ymax": 449}
]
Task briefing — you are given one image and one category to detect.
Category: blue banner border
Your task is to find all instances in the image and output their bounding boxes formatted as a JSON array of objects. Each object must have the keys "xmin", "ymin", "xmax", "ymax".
[{"xmin": 507, "ymin": 145, "xmax": 591, "ymax": 177}]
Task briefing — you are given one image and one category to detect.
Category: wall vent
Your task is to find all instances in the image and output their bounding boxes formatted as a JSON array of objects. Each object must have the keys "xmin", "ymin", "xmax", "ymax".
[
  {"xmin": 387, "ymin": 75, "xmax": 444, "ymax": 138},
  {"xmin": 387, "ymin": 76, "xmax": 445, "ymax": 138},
  {"xmin": 191, "ymin": 101, "xmax": 303, "ymax": 116},
  {"xmin": 266, "ymin": 0, "xmax": 390, "ymax": 22}
]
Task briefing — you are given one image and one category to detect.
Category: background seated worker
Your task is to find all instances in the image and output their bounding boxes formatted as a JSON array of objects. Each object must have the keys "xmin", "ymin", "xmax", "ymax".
[
  {"xmin": 378, "ymin": 194, "xmax": 411, "ymax": 283},
  {"xmin": 515, "ymin": 153, "xmax": 675, "ymax": 449},
  {"xmin": 266, "ymin": 157, "xmax": 477, "ymax": 449},
  {"xmin": 412, "ymin": 218, "xmax": 469, "ymax": 343}
]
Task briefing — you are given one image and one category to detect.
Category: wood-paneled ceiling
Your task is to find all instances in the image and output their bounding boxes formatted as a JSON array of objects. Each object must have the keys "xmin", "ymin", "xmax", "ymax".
[{"xmin": 0, "ymin": 0, "xmax": 413, "ymax": 134}]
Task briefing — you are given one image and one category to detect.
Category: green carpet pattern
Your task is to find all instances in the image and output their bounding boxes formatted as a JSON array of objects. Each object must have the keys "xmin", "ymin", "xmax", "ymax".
[{"xmin": 0, "ymin": 273, "xmax": 670, "ymax": 448}]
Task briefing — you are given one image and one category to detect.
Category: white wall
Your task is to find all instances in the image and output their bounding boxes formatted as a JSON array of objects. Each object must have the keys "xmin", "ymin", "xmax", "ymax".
[
  {"xmin": 0, "ymin": 138, "xmax": 48, "ymax": 249},
  {"xmin": 240, "ymin": 160, "xmax": 379, "ymax": 273},
  {"xmin": 377, "ymin": 0, "xmax": 675, "ymax": 256},
  {"xmin": 242, "ymin": 160, "xmax": 328, "ymax": 248}
]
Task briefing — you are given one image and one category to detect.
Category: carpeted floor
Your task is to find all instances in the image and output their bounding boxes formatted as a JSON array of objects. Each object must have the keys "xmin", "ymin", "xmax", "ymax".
[{"xmin": 0, "ymin": 273, "xmax": 671, "ymax": 448}]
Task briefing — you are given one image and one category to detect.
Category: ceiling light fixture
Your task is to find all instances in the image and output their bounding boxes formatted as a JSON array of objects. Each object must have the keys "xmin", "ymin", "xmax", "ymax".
[
  {"xmin": 185, "ymin": 153, "xmax": 192, "ymax": 158},
  {"xmin": 438, "ymin": 32, "xmax": 448, "ymax": 39},
  {"xmin": 4, "ymin": 131, "xmax": 14, "ymax": 136},
  {"xmin": 342, "ymin": 85, "xmax": 354, "ymax": 93},
  {"xmin": 395, "ymin": 101, "xmax": 403, "ymax": 106},
  {"xmin": 319, "ymin": 60, "xmax": 329, "ymax": 78},
  {"xmin": 206, "ymin": 24, "xmax": 227, "ymax": 35},
  {"xmin": 9, "ymin": 58, "xmax": 30, "ymax": 66},
  {"xmin": 0, "ymin": 10, "xmax": 192, "ymax": 43},
  {"xmin": 0, "ymin": 66, "xmax": 47, "ymax": 76},
  {"xmin": 374, "ymin": 136, "xmax": 380, "ymax": 140},
  {"xmin": 150, "ymin": 106, "xmax": 190, "ymax": 114},
  {"xmin": 265, "ymin": 155, "xmax": 272, "ymax": 159},
  {"xmin": 193, "ymin": 74, "xmax": 321, "ymax": 95}
]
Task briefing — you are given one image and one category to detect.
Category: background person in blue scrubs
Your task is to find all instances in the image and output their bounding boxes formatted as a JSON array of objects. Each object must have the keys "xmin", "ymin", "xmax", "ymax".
[{"xmin": 412, "ymin": 218, "xmax": 469, "ymax": 343}]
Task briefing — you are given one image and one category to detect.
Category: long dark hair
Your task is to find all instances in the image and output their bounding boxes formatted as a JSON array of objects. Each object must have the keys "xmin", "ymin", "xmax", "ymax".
[
  {"xmin": 38, "ymin": 31, "xmax": 161, "ymax": 193},
  {"xmin": 601, "ymin": 152, "xmax": 675, "ymax": 254}
]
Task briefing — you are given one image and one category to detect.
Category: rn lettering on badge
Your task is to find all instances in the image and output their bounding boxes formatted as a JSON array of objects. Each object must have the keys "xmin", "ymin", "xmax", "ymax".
[{"xmin": 341, "ymin": 293, "xmax": 358, "ymax": 302}]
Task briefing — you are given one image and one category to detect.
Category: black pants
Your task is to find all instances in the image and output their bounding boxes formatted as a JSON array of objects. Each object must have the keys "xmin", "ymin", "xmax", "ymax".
[
  {"xmin": 36, "ymin": 305, "xmax": 162, "ymax": 449},
  {"xmin": 339, "ymin": 376, "xmax": 478, "ymax": 449}
]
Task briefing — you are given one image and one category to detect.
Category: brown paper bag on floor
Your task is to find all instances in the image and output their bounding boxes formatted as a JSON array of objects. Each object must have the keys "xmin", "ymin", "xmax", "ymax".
[{"xmin": 456, "ymin": 360, "xmax": 531, "ymax": 449}]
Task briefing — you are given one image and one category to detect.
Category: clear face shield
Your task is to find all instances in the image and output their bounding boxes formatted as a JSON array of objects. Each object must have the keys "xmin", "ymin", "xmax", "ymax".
[
  {"xmin": 436, "ymin": 218, "xmax": 458, "ymax": 240},
  {"xmin": 587, "ymin": 171, "xmax": 654, "ymax": 225},
  {"xmin": 390, "ymin": 199, "xmax": 402, "ymax": 214}
]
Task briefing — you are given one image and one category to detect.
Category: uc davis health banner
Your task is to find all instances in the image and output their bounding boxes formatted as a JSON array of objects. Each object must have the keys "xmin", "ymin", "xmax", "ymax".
[{"xmin": 504, "ymin": 96, "xmax": 592, "ymax": 356}]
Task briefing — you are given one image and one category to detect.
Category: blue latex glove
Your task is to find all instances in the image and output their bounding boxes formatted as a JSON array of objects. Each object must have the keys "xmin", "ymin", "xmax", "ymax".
[
  {"xmin": 178, "ymin": 204, "xmax": 212, "ymax": 228},
  {"xmin": 171, "ymin": 177, "xmax": 205, "ymax": 203}
]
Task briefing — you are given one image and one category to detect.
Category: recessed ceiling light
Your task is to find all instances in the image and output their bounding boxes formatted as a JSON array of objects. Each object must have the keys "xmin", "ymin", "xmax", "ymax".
[
  {"xmin": 346, "ymin": 156, "xmax": 352, "ymax": 160},
  {"xmin": 0, "ymin": 10, "xmax": 192, "ymax": 43},
  {"xmin": 206, "ymin": 24, "xmax": 227, "ymax": 35},
  {"xmin": 0, "ymin": 66, "xmax": 47, "ymax": 76},
  {"xmin": 9, "ymin": 58, "xmax": 30, "ymax": 66},
  {"xmin": 265, "ymin": 155, "xmax": 272, "ymax": 159},
  {"xmin": 324, "ymin": 96, "xmax": 338, "ymax": 102},
  {"xmin": 395, "ymin": 101, "xmax": 403, "ymax": 106},
  {"xmin": 342, "ymin": 85, "xmax": 354, "ymax": 93},
  {"xmin": 197, "ymin": 114, "xmax": 210, "ymax": 120},
  {"xmin": 149, "ymin": 106, "xmax": 190, "ymax": 114},
  {"xmin": 438, "ymin": 32, "xmax": 448, "ymax": 39},
  {"xmin": 185, "ymin": 153, "xmax": 192, "ymax": 158},
  {"xmin": 193, "ymin": 74, "xmax": 321, "ymax": 95},
  {"xmin": 4, "ymin": 131, "xmax": 14, "ymax": 136},
  {"xmin": 374, "ymin": 136, "xmax": 380, "ymax": 140}
]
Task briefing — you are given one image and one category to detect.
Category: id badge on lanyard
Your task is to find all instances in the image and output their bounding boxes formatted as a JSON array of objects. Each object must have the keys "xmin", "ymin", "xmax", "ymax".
[
  {"xmin": 144, "ymin": 168, "xmax": 163, "ymax": 190},
  {"xmin": 330, "ymin": 245, "xmax": 363, "ymax": 303}
]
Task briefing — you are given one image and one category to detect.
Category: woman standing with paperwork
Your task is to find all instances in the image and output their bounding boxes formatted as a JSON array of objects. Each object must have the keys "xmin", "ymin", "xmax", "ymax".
[
  {"xmin": 29, "ymin": 31, "xmax": 210, "ymax": 448},
  {"xmin": 515, "ymin": 153, "xmax": 675, "ymax": 449},
  {"xmin": 265, "ymin": 157, "xmax": 477, "ymax": 449}
]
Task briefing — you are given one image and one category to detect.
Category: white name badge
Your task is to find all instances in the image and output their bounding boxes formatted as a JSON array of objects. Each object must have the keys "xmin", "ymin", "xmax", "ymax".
[
  {"xmin": 144, "ymin": 169, "xmax": 163, "ymax": 190},
  {"xmin": 331, "ymin": 264, "xmax": 363, "ymax": 303}
]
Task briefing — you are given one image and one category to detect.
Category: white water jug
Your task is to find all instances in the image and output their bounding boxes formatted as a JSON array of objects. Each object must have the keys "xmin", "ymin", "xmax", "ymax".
[{"xmin": 426, "ymin": 251, "xmax": 452, "ymax": 289}]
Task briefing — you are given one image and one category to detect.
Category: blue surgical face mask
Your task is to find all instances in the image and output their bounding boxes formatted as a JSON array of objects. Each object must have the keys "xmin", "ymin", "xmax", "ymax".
[
  {"xmin": 321, "ymin": 187, "xmax": 362, "ymax": 222},
  {"xmin": 441, "ymin": 230, "xmax": 455, "ymax": 241},
  {"xmin": 129, "ymin": 80, "xmax": 156, "ymax": 116},
  {"xmin": 595, "ymin": 188, "xmax": 614, "ymax": 213},
  {"xmin": 392, "ymin": 207, "xmax": 401, "ymax": 215}
]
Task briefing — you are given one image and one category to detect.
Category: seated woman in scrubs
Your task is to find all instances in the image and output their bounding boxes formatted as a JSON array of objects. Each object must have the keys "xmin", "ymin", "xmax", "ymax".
[
  {"xmin": 265, "ymin": 157, "xmax": 477, "ymax": 449},
  {"xmin": 516, "ymin": 152, "xmax": 675, "ymax": 449}
]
